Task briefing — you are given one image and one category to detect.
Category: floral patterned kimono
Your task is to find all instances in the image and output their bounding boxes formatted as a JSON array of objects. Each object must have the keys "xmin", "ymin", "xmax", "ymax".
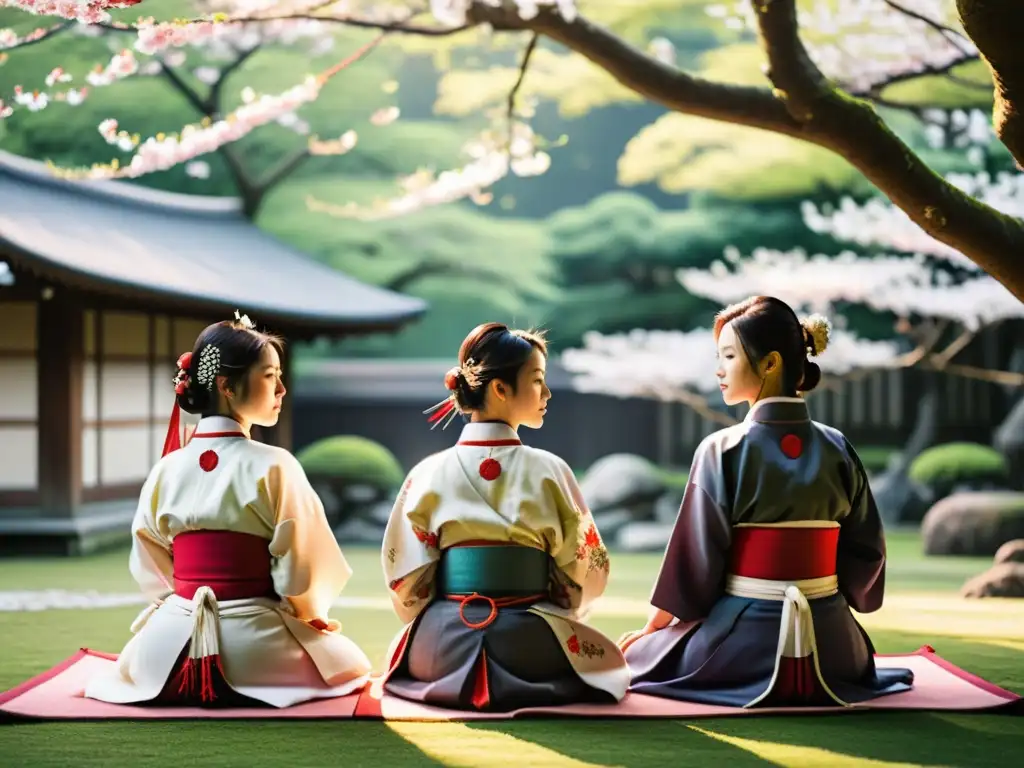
[
  {"xmin": 84, "ymin": 416, "xmax": 372, "ymax": 708},
  {"xmin": 625, "ymin": 397, "xmax": 915, "ymax": 707},
  {"xmin": 380, "ymin": 421, "xmax": 629, "ymax": 711}
]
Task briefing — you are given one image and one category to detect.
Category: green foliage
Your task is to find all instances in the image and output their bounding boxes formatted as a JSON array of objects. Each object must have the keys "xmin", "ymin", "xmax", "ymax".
[
  {"xmin": 296, "ymin": 435, "xmax": 405, "ymax": 489},
  {"xmin": 855, "ymin": 445, "xmax": 900, "ymax": 474},
  {"xmin": 541, "ymin": 191, "xmax": 847, "ymax": 343},
  {"xmin": 909, "ymin": 442, "xmax": 1010, "ymax": 496}
]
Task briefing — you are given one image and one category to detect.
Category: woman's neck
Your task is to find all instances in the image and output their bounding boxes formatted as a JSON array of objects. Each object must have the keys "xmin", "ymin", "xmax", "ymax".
[
  {"xmin": 470, "ymin": 413, "xmax": 517, "ymax": 431},
  {"xmin": 217, "ymin": 410, "xmax": 250, "ymax": 437}
]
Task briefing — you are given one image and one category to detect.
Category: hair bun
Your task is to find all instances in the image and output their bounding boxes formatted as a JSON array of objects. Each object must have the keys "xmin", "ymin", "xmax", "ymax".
[{"xmin": 800, "ymin": 313, "xmax": 831, "ymax": 356}]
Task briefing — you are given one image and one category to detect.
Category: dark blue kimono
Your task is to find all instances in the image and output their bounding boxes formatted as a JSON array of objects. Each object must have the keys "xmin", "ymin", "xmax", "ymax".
[{"xmin": 624, "ymin": 397, "xmax": 914, "ymax": 706}]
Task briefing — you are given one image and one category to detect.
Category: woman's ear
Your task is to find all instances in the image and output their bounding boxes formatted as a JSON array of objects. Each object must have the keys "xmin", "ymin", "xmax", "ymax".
[
  {"xmin": 216, "ymin": 375, "xmax": 232, "ymax": 399},
  {"xmin": 759, "ymin": 351, "xmax": 783, "ymax": 378},
  {"xmin": 489, "ymin": 378, "xmax": 507, "ymax": 403}
]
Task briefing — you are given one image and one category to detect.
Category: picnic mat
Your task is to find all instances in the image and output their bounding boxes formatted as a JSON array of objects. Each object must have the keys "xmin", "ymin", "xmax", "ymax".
[{"xmin": 1, "ymin": 646, "xmax": 1019, "ymax": 721}]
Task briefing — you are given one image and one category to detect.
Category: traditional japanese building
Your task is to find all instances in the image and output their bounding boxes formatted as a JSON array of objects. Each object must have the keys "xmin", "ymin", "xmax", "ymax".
[{"xmin": 0, "ymin": 150, "xmax": 426, "ymax": 555}]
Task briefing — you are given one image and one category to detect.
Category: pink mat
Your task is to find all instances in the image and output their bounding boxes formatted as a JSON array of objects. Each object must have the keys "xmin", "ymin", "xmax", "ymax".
[{"xmin": 0, "ymin": 646, "xmax": 1019, "ymax": 721}]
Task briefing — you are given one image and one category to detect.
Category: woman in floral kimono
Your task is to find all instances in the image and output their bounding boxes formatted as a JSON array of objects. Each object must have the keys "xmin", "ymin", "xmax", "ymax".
[
  {"xmin": 618, "ymin": 296, "xmax": 914, "ymax": 707},
  {"xmin": 380, "ymin": 322, "xmax": 629, "ymax": 711},
  {"xmin": 85, "ymin": 313, "xmax": 371, "ymax": 709}
]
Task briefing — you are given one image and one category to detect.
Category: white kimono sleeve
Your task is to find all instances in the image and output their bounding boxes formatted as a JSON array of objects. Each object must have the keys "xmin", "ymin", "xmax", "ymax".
[
  {"xmin": 382, "ymin": 470, "xmax": 440, "ymax": 625},
  {"xmin": 128, "ymin": 466, "xmax": 174, "ymax": 603},
  {"xmin": 266, "ymin": 455, "xmax": 352, "ymax": 624},
  {"xmin": 546, "ymin": 457, "xmax": 610, "ymax": 621}
]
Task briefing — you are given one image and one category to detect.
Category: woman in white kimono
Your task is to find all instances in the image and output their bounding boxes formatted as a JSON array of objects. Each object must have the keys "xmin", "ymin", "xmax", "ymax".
[
  {"xmin": 85, "ymin": 313, "xmax": 371, "ymax": 709},
  {"xmin": 618, "ymin": 296, "xmax": 914, "ymax": 707},
  {"xmin": 380, "ymin": 322, "xmax": 629, "ymax": 711}
]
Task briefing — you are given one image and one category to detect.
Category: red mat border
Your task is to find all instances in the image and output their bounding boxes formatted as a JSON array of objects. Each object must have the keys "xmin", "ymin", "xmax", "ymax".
[{"xmin": 1, "ymin": 645, "xmax": 1019, "ymax": 722}]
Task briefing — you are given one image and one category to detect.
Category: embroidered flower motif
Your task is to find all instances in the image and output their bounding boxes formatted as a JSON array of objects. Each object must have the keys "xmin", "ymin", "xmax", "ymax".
[
  {"xmin": 566, "ymin": 633, "xmax": 605, "ymax": 659},
  {"xmin": 575, "ymin": 523, "xmax": 610, "ymax": 574},
  {"xmin": 413, "ymin": 527, "xmax": 439, "ymax": 550},
  {"xmin": 198, "ymin": 450, "xmax": 218, "ymax": 472},
  {"xmin": 387, "ymin": 547, "xmax": 396, "ymax": 564}
]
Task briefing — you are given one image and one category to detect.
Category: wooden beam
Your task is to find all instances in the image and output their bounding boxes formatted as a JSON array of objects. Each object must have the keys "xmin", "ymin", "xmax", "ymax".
[{"xmin": 36, "ymin": 291, "xmax": 83, "ymax": 518}]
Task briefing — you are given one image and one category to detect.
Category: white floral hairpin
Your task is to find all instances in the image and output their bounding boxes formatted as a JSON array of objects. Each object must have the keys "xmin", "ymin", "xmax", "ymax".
[
  {"xmin": 196, "ymin": 344, "xmax": 221, "ymax": 390},
  {"xmin": 234, "ymin": 310, "xmax": 255, "ymax": 330}
]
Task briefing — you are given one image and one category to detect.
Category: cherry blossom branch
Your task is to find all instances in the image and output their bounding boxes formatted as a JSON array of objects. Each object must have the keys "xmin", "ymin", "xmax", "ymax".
[
  {"xmin": 48, "ymin": 31, "xmax": 387, "ymax": 182},
  {"xmin": 0, "ymin": 0, "xmax": 142, "ymax": 23},
  {"xmin": 506, "ymin": 32, "xmax": 538, "ymax": 143},
  {"xmin": 881, "ymin": 0, "xmax": 973, "ymax": 51},
  {"xmin": 0, "ymin": 21, "xmax": 74, "ymax": 51}
]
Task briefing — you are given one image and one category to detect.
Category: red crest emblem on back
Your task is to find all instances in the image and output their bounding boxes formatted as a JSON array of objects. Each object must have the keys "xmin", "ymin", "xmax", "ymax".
[
  {"xmin": 479, "ymin": 458, "xmax": 501, "ymax": 481},
  {"xmin": 780, "ymin": 434, "xmax": 803, "ymax": 459},
  {"xmin": 199, "ymin": 450, "xmax": 219, "ymax": 472}
]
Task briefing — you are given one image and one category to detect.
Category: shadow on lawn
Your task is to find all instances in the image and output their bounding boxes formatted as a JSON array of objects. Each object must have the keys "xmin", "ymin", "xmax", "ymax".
[{"xmin": 464, "ymin": 629, "xmax": 1022, "ymax": 768}]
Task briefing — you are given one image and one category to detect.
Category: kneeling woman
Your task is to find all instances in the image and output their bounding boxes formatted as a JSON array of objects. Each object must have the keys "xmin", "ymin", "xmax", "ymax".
[
  {"xmin": 619, "ymin": 296, "xmax": 914, "ymax": 707},
  {"xmin": 85, "ymin": 314, "xmax": 371, "ymax": 708},
  {"xmin": 380, "ymin": 323, "xmax": 628, "ymax": 711}
]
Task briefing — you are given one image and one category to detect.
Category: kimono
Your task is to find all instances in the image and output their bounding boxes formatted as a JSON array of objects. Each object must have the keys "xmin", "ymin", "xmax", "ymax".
[
  {"xmin": 380, "ymin": 421, "xmax": 629, "ymax": 711},
  {"xmin": 625, "ymin": 397, "xmax": 914, "ymax": 707},
  {"xmin": 84, "ymin": 416, "xmax": 372, "ymax": 708}
]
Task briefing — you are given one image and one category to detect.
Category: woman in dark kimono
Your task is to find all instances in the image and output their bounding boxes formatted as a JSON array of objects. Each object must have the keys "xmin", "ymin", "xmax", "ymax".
[{"xmin": 618, "ymin": 295, "xmax": 914, "ymax": 707}]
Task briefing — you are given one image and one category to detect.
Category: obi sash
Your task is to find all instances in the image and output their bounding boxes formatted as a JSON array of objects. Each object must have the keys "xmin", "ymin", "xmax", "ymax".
[
  {"xmin": 439, "ymin": 543, "xmax": 551, "ymax": 598},
  {"xmin": 172, "ymin": 530, "xmax": 277, "ymax": 601},
  {"xmin": 723, "ymin": 521, "xmax": 847, "ymax": 707}
]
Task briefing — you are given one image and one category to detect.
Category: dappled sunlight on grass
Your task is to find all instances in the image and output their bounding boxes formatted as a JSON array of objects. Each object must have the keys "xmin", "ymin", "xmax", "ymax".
[
  {"xmin": 386, "ymin": 722, "xmax": 612, "ymax": 767},
  {"xmin": 686, "ymin": 724, "xmax": 924, "ymax": 768}
]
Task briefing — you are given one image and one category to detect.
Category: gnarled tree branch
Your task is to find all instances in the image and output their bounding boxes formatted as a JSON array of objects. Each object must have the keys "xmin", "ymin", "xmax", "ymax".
[{"xmin": 957, "ymin": 0, "xmax": 1024, "ymax": 168}]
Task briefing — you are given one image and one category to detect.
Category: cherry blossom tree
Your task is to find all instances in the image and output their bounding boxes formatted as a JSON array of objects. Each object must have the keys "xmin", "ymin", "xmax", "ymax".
[
  {"xmin": 1, "ymin": 0, "xmax": 1022, "ymax": 299},
  {"xmin": 562, "ymin": 105, "xmax": 1024, "ymax": 427}
]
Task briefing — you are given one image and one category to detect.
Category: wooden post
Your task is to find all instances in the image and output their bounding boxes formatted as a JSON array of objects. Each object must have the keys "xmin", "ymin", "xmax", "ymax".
[{"xmin": 36, "ymin": 289, "xmax": 83, "ymax": 518}]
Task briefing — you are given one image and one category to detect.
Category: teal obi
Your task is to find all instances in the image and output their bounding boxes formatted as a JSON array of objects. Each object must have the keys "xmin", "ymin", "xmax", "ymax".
[{"xmin": 438, "ymin": 545, "xmax": 551, "ymax": 598}]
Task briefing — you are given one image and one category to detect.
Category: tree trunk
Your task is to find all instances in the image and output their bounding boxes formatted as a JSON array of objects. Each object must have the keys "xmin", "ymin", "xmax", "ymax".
[{"xmin": 958, "ymin": 1, "xmax": 1024, "ymax": 168}]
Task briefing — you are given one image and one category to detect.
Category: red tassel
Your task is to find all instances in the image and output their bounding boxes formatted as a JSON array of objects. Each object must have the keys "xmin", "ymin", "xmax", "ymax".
[
  {"xmin": 175, "ymin": 655, "xmax": 223, "ymax": 703},
  {"xmin": 162, "ymin": 402, "xmax": 182, "ymax": 457},
  {"xmin": 427, "ymin": 400, "xmax": 454, "ymax": 425}
]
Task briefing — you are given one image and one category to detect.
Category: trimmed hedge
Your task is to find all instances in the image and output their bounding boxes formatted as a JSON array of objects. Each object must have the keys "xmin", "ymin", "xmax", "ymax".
[
  {"xmin": 909, "ymin": 442, "xmax": 1009, "ymax": 496},
  {"xmin": 296, "ymin": 435, "xmax": 405, "ymax": 491}
]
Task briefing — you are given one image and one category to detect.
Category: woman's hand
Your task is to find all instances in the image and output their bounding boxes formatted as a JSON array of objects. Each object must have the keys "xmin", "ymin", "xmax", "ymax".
[{"xmin": 617, "ymin": 627, "xmax": 651, "ymax": 652}]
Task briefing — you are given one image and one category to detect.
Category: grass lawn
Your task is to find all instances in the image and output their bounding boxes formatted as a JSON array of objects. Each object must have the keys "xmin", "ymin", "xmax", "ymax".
[{"xmin": 0, "ymin": 531, "xmax": 1021, "ymax": 767}]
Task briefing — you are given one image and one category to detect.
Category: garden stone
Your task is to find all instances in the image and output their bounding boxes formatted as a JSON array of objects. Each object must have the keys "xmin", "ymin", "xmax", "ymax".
[
  {"xmin": 580, "ymin": 453, "xmax": 667, "ymax": 518},
  {"xmin": 994, "ymin": 539, "xmax": 1024, "ymax": 565},
  {"xmin": 921, "ymin": 491, "xmax": 1024, "ymax": 556},
  {"xmin": 960, "ymin": 562, "xmax": 1024, "ymax": 598}
]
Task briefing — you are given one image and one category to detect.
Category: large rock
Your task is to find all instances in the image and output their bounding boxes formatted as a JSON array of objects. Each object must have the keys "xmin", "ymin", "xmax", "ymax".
[
  {"xmin": 921, "ymin": 491, "xmax": 1024, "ymax": 556},
  {"xmin": 579, "ymin": 454, "xmax": 668, "ymax": 519},
  {"xmin": 960, "ymin": 563, "xmax": 1024, "ymax": 598},
  {"xmin": 995, "ymin": 539, "xmax": 1024, "ymax": 565}
]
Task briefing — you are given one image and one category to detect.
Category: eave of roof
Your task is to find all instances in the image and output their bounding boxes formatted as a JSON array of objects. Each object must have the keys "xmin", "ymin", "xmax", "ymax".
[{"xmin": 0, "ymin": 151, "xmax": 427, "ymax": 335}]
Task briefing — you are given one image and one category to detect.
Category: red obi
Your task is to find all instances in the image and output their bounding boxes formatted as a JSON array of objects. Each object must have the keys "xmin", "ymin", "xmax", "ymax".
[
  {"xmin": 172, "ymin": 530, "xmax": 276, "ymax": 601},
  {"xmin": 728, "ymin": 524, "xmax": 839, "ymax": 581}
]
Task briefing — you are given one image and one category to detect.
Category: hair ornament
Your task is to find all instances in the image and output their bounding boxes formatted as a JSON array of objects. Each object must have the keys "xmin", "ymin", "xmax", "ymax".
[
  {"xmin": 423, "ymin": 357, "xmax": 482, "ymax": 430},
  {"xmin": 234, "ymin": 310, "xmax": 256, "ymax": 330},
  {"xmin": 195, "ymin": 344, "xmax": 221, "ymax": 390},
  {"xmin": 800, "ymin": 313, "xmax": 831, "ymax": 356}
]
